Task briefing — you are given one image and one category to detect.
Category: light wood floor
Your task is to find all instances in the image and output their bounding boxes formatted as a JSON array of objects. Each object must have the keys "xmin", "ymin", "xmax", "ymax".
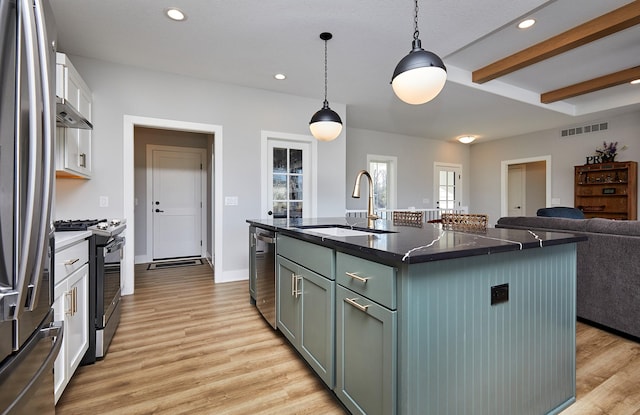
[{"xmin": 56, "ymin": 263, "xmax": 640, "ymax": 414}]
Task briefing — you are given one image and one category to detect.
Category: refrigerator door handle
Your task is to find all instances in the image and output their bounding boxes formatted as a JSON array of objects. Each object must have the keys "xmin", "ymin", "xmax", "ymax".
[
  {"xmin": 16, "ymin": 0, "xmax": 54, "ymax": 312},
  {"xmin": 15, "ymin": 0, "xmax": 42, "ymax": 311},
  {"xmin": 1, "ymin": 320, "xmax": 63, "ymax": 414},
  {"xmin": 26, "ymin": 0, "xmax": 55, "ymax": 312}
]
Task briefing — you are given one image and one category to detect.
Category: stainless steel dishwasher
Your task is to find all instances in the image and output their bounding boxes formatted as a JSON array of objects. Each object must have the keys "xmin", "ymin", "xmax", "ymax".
[{"xmin": 254, "ymin": 228, "xmax": 277, "ymax": 328}]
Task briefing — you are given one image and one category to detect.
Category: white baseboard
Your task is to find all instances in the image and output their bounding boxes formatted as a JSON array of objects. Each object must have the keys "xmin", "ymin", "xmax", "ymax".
[
  {"xmin": 135, "ymin": 254, "xmax": 151, "ymax": 264},
  {"xmin": 217, "ymin": 268, "xmax": 249, "ymax": 284}
]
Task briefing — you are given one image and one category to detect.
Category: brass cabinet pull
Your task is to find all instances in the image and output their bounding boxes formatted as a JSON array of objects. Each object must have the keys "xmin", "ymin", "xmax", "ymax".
[
  {"xmin": 344, "ymin": 297, "xmax": 369, "ymax": 312},
  {"xmin": 292, "ymin": 274, "xmax": 302, "ymax": 298},
  {"xmin": 65, "ymin": 291, "xmax": 73, "ymax": 315},
  {"xmin": 345, "ymin": 272, "xmax": 369, "ymax": 283},
  {"xmin": 64, "ymin": 258, "xmax": 80, "ymax": 266}
]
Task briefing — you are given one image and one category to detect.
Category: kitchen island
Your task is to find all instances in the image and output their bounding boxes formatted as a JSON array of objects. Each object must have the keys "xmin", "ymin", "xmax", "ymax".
[{"xmin": 247, "ymin": 217, "xmax": 585, "ymax": 415}]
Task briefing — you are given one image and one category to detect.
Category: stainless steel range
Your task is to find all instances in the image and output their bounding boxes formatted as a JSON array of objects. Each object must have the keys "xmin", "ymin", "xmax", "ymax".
[{"xmin": 54, "ymin": 219, "xmax": 126, "ymax": 364}]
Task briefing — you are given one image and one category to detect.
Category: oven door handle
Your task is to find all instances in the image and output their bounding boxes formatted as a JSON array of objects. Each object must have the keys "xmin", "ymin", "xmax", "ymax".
[{"xmin": 105, "ymin": 237, "xmax": 126, "ymax": 253}]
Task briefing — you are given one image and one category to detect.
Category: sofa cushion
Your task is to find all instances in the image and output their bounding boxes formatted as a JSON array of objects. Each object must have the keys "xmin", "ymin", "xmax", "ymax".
[{"xmin": 586, "ymin": 218, "xmax": 640, "ymax": 236}]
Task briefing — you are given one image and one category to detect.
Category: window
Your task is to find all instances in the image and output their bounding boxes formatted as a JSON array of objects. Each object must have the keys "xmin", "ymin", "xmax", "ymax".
[{"xmin": 367, "ymin": 155, "xmax": 397, "ymax": 210}]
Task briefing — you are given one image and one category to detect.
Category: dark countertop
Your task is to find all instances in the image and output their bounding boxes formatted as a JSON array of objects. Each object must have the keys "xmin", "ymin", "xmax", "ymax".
[{"xmin": 247, "ymin": 217, "xmax": 587, "ymax": 266}]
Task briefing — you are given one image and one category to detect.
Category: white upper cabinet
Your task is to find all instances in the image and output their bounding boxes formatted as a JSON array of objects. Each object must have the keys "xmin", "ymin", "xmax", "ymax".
[{"xmin": 55, "ymin": 53, "xmax": 92, "ymax": 179}]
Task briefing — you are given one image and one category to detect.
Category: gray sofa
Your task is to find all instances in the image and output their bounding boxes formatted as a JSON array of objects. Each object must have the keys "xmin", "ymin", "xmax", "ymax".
[{"xmin": 496, "ymin": 216, "xmax": 640, "ymax": 339}]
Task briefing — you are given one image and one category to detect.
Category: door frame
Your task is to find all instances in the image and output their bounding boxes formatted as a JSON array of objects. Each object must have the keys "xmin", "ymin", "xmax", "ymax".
[
  {"xmin": 146, "ymin": 144, "xmax": 207, "ymax": 261},
  {"xmin": 260, "ymin": 130, "xmax": 318, "ymax": 219},
  {"xmin": 501, "ymin": 155, "xmax": 551, "ymax": 218},
  {"xmin": 124, "ymin": 115, "xmax": 223, "ymax": 295}
]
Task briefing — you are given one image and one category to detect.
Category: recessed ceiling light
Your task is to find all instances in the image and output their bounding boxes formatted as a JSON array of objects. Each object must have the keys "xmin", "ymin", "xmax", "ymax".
[
  {"xmin": 518, "ymin": 18, "xmax": 536, "ymax": 29},
  {"xmin": 631, "ymin": 79, "xmax": 640, "ymax": 85},
  {"xmin": 457, "ymin": 135, "xmax": 476, "ymax": 144},
  {"xmin": 165, "ymin": 8, "xmax": 186, "ymax": 21},
  {"xmin": 274, "ymin": 73, "xmax": 286, "ymax": 80}
]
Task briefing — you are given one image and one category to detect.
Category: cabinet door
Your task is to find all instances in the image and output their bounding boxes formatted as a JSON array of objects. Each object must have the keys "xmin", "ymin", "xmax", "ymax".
[
  {"xmin": 53, "ymin": 282, "xmax": 68, "ymax": 403},
  {"xmin": 335, "ymin": 285, "xmax": 397, "ymax": 415},
  {"xmin": 299, "ymin": 269, "xmax": 335, "ymax": 388},
  {"xmin": 66, "ymin": 264, "xmax": 89, "ymax": 375},
  {"xmin": 276, "ymin": 256, "xmax": 300, "ymax": 344}
]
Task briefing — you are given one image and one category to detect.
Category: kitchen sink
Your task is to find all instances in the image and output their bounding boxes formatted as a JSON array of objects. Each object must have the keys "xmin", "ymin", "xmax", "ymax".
[{"xmin": 295, "ymin": 225, "xmax": 394, "ymax": 237}]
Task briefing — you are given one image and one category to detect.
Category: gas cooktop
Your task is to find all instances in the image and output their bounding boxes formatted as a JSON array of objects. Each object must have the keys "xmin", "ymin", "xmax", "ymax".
[
  {"xmin": 54, "ymin": 219, "xmax": 126, "ymax": 237},
  {"xmin": 54, "ymin": 219, "xmax": 107, "ymax": 231}
]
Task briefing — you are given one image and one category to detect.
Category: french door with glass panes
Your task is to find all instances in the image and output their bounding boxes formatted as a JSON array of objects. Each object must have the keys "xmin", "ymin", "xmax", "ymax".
[
  {"xmin": 435, "ymin": 163, "xmax": 462, "ymax": 210},
  {"xmin": 267, "ymin": 140, "xmax": 311, "ymax": 219}
]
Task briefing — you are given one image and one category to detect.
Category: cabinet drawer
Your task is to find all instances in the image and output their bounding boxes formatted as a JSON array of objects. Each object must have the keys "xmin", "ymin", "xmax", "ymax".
[
  {"xmin": 277, "ymin": 235, "xmax": 334, "ymax": 279},
  {"xmin": 337, "ymin": 252, "xmax": 396, "ymax": 310},
  {"xmin": 55, "ymin": 240, "xmax": 88, "ymax": 285}
]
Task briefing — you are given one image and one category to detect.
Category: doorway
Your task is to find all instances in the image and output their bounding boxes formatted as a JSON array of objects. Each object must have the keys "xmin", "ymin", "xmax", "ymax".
[
  {"xmin": 501, "ymin": 156, "xmax": 551, "ymax": 218},
  {"xmin": 123, "ymin": 116, "xmax": 223, "ymax": 295},
  {"xmin": 261, "ymin": 131, "xmax": 318, "ymax": 219}
]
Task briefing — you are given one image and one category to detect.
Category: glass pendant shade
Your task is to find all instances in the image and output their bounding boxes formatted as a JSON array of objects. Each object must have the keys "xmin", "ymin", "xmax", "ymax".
[
  {"xmin": 309, "ymin": 101, "xmax": 343, "ymax": 142},
  {"xmin": 392, "ymin": 41, "xmax": 447, "ymax": 105}
]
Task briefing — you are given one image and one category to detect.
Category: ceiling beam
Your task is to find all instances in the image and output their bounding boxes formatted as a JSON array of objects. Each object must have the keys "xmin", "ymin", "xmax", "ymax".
[
  {"xmin": 541, "ymin": 66, "xmax": 640, "ymax": 103},
  {"xmin": 472, "ymin": 1, "xmax": 640, "ymax": 84}
]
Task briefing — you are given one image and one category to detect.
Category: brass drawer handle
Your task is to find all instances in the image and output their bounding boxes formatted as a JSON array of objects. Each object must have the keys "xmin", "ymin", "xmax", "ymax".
[
  {"xmin": 64, "ymin": 258, "xmax": 80, "ymax": 266},
  {"xmin": 345, "ymin": 272, "xmax": 369, "ymax": 283},
  {"xmin": 345, "ymin": 297, "xmax": 369, "ymax": 312}
]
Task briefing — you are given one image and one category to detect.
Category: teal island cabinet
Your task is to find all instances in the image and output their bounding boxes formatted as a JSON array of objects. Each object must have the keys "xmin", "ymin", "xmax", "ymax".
[{"xmin": 247, "ymin": 217, "xmax": 586, "ymax": 415}]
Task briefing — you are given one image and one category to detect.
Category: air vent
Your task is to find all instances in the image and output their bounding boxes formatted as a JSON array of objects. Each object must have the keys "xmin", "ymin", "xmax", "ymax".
[{"xmin": 561, "ymin": 122, "xmax": 608, "ymax": 137}]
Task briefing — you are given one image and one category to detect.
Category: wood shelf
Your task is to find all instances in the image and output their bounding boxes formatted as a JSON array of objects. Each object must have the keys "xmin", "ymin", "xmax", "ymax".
[{"xmin": 574, "ymin": 161, "xmax": 637, "ymax": 220}]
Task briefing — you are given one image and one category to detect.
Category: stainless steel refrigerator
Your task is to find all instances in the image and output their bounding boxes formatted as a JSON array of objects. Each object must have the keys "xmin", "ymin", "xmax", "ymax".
[{"xmin": 0, "ymin": 0, "xmax": 63, "ymax": 414}]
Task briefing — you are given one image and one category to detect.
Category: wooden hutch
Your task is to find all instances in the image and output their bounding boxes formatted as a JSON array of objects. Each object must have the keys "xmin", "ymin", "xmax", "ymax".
[{"xmin": 574, "ymin": 161, "xmax": 637, "ymax": 220}]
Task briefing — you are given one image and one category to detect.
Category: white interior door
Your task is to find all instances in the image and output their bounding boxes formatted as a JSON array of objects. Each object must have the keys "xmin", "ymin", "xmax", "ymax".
[
  {"xmin": 151, "ymin": 148, "xmax": 205, "ymax": 260},
  {"xmin": 508, "ymin": 165, "xmax": 526, "ymax": 216}
]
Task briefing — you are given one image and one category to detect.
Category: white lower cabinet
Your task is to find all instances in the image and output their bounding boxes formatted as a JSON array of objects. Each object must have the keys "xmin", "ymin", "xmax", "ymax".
[{"xmin": 54, "ymin": 242, "xmax": 89, "ymax": 403}]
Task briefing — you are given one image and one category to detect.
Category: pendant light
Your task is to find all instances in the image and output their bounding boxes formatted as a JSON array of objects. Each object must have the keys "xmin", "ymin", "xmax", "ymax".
[
  {"xmin": 391, "ymin": 0, "xmax": 447, "ymax": 105},
  {"xmin": 309, "ymin": 32, "xmax": 343, "ymax": 142}
]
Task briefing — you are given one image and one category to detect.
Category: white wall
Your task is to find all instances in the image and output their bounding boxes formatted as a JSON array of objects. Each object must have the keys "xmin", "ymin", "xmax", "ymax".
[
  {"xmin": 345, "ymin": 127, "xmax": 471, "ymax": 210},
  {"xmin": 470, "ymin": 110, "xmax": 640, "ymax": 224},
  {"xmin": 54, "ymin": 56, "xmax": 346, "ymax": 284}
]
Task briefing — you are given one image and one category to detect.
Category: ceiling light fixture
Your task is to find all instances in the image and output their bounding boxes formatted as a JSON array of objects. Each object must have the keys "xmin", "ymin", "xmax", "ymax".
[
  {"xmin": 631, "ymin": 79, "xmax": 640, "ymax": 85},
  {"xmin": 309, "ymin": 32, "xmax": 342, "ymax": 142},
  {"xmin": 274, "ymin": 73, "xmax": 286, "ymax": 80},
  {"xmin": 391, "ymin": 0, "xmax": 447, "ymax": 105},
  {"xmin": 165, "ymin": 7, "xmax": 186, "ymax": 21},
  {"xmin": 457, "ymin": 135, "xmax": 476, "ymax": 144},
  {"xmin": 518, "ymin": 18, "xmax": 536, "ymax": 29}
]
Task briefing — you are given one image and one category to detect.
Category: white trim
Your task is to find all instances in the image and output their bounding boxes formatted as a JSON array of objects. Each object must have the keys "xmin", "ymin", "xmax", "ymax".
[
  {"xmin": 145, "ymin": 145, "xmax": 207, "ymax": 261},
  {"xmin": 260, "ymin": 131, "xmax": 318, "ymax": 218},
  {"xmin": 123, "ymin": 115, "xmax": 224, "ymax": 294},
  {"xmin": 366, "ymin": 154, "xmax": 398, "ymax": 210},
  {"xmin": 500, "ymin": 155, "xmax": 552, "ymax": 218}
]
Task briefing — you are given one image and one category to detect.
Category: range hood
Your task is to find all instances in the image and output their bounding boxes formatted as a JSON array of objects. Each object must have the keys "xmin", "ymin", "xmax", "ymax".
[{"xmin": 56, "ymin": 96, "xmax": 93, "ymax": 130}]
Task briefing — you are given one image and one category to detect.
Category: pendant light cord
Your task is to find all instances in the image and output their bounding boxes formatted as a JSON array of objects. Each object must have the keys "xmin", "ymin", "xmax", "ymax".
[
  {"xmin": 413, "ymin": 0, "xmax": 420, "ymax": 41},
  {"xmin": 323, "ymin": 38, "xmax": 328, "ymax": 103}
]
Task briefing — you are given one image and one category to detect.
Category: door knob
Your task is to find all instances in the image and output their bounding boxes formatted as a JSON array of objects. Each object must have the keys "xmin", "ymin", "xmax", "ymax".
[{"xmin": 155, "ymin": 209, "xmax": 164, "ymax": 213}]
